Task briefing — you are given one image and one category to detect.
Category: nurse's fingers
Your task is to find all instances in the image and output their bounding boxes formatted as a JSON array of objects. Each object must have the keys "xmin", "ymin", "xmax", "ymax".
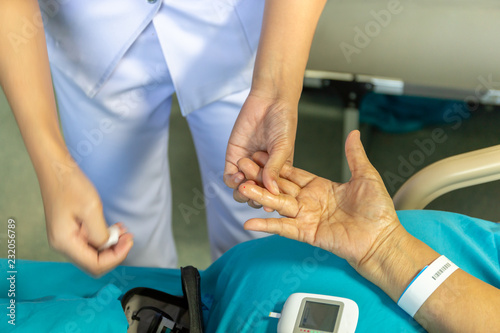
[
  {"xmin": 261, "ymin": 141, "xmax": 294, "ymax": 196},
  {"xmin": 62, "ymin": 231, "xmax": 133, "ymax": 276},
  {"xmin": 94, "ymin": 233, "xmax": 134, "ymax": 271},
  {"xmin": 237, "ymin": 157, "xmax": 264, "ymax": 186},
  {"xmin": 115, "ymin": 222, "xmax": 128, "ymax": 235},
  {"xmin": 251, "ymin": 151, "xmax": 270, "ymax": 167},
  {"xmin": 79, "ymin": 200, "xmax": 111, "ymax": 249},
  {"xmin": 252, "ymin": 151, "xmax": 315, "ymax": 189},
  {"xmin": 244, "ymin": 217, "xmax": 300, "ymax": 241},
  {"xmin": 238, "ymin": 157, "xmax": 301, "ymax": 197},
  {"xmin": 223, "ymin": 169, "xmax": 245, "ymax": 190},
  {"xmin": 238, "ymin": 182, "xmax": 299, "ymax": 217}
]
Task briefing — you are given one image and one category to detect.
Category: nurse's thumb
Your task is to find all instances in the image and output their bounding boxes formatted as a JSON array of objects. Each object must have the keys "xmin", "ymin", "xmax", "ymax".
[
  {"xmin": 262, "ymin": 149, "xmax": 290, "ymax": 196},
  {"xmin": 81, "ymin": 199, "xmax": 110, "ymax": 249}
]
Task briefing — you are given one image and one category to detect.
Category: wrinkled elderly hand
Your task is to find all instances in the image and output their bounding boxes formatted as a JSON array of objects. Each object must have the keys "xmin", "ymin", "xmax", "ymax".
[
  {"xmin": 237, "ymin": 130, "xmax": 401, "ymax": 271},
  {"xmin": 239, "ymin": 131, "xmax": 500, "ymax": 333}
]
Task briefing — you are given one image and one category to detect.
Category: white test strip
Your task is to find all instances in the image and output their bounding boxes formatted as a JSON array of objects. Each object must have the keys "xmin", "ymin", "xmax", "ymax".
[
  {"xmin": 98, "ymin": 225, "xmax": 121, "ymax": 251},
  {"xmin": 269, "ymin": 312, "xmax": 282, "ymax": 319}
]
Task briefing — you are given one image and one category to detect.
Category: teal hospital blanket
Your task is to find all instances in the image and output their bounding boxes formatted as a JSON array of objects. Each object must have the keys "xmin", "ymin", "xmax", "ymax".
[{"xmin": 1, "ymin": 210, "xmax": 499, "ymax": 332}]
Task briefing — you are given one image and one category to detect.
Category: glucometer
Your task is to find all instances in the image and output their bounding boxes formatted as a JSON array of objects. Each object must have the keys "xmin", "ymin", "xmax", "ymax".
[{"xmin": 271, "ymin": 293, "xmax": 358, "ymax": 333}]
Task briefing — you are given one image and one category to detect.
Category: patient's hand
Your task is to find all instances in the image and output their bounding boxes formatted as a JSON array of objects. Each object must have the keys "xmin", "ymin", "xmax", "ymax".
[
  {"xmin": 241, "ymin": 131, "xmax": 500, "ymax": 333},
  {"xmin": 238, "ymin": 130, "xmax": 401, "ymax": 270}
]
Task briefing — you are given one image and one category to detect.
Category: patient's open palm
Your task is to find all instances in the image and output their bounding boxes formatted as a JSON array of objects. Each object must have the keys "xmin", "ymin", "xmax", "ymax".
[{"xmin": 238, "ymin": 131, "xmax": 399, "ymax": 269}]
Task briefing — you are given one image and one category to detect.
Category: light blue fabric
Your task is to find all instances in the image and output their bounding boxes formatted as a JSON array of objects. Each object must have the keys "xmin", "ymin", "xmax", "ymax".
[
  {"xmin": 0, "ymin": 261, "xmax": 184, "ymax": 332},
  {"xmin": 203, "ymin": 210, "xmax": 500, "ymax": 332},
  {"xmin": 1, "ymin": 210, "xmax": 499, "ymax": 332},
  {"xmin": 2, "ymin": 285, "xmax": 126, "ymax": 332}
]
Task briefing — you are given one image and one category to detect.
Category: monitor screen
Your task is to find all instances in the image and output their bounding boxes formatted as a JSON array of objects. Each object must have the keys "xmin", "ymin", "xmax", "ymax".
[{"xmin": 299, "ymin": 301, "xmax": 339, "ymax": 332}]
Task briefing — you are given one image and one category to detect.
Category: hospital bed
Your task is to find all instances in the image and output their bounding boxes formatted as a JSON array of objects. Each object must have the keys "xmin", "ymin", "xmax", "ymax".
[
  {"xmin": 2, "ymin": 145, "xmax": 500, "ymax": 332},
  {"xmin": 305, "ymin": 0, "xmax": 500, "ymax": 181},
  {"xmin": 1, "ymin": 210, "xmax": 499, "ymax": 332},
  {"xmin": 393, "ymin": 144, "xmax": 500, "ymax": 210}
]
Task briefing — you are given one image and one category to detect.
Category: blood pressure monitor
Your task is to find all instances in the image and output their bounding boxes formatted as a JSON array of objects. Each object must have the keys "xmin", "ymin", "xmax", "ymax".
[{"xmin": 275, "ymin": 293, "xmax": 358, "ymax": 333}]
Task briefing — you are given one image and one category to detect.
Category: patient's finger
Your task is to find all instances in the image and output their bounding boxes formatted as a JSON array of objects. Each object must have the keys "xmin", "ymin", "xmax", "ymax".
[
  {"xmin": 280, "ymin": 165, "xmax": 316, "ymax": 188},
  {"xmin": 345, "ymin": 130, "xmax": 380, "ymax": 181},
  {"xmin": 277, "ymin": 178, "xmax": 301, "ymax": 197},
  {"xmin": 238, "ymin": 182, "xmax": 299, "ymax": 217},
  {"xmin": 234, "ymin": 179, "xmax": 258, "ymax": 203},
  {"xmin": 233, "ymin": 187, "xmax": 249, "ymax": 203},
  {"xmin": 244, "ymin": 217, "xmax": 300, "ymax": 241},
  {"xmin": 234, "ymin": 181, "xmax": 265, "ymax": 209},
  {"xmin": 263, "ymin": 206, "xmax": 275, "ymax": 213}
]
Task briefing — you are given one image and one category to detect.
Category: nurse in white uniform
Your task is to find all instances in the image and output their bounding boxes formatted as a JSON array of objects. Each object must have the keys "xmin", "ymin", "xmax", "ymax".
[{"xmin": 1, "ymin": 0, "xmax": 327, "ymax": 274}]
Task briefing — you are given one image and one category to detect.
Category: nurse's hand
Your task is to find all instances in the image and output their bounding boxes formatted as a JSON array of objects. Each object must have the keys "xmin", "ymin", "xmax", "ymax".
[
  {"xmin": 224, "ymin": 91, "xmax": 297, "ymax": 200},
  {"xmin": 1, "ymin": 0, "xmax": 132, "ymax": 276},
  {"xmin": 238, "ymin": 130, "xmax": 401, "ymax": 271},
  {"xmin": 42, "ymin": 166, "xmax": 133, "ymax": 276}
]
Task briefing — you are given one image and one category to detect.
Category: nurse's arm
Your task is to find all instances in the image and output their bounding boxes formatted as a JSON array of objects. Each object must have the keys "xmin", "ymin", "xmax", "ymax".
[
  {"xmin": 254, "ymin": 0, "xmax": 327, "ymax": 188},
  {"xmin": 0, "ymin": 0, "xmax": 132, "ymax": 275},
  {"xmin": 225, "ymin": 0, "xmax": 327, "ymax": 197},
  {"xmin": 252, "ymin": 0, "xmax": 327, "ymax": 103}
]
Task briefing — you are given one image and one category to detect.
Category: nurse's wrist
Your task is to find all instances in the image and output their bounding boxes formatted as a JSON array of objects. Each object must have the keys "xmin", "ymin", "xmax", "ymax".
[
  {"xmin": 251, "ymin": 66, "xmax": 303, "ymax": 104},
  {"xmin": 28, "ymin": 131, "xmax": 77, "ymax": 187}
]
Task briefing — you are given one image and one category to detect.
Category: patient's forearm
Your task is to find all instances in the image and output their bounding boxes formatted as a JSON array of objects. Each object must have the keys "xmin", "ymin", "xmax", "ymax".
[
  {"xmin": 414, "ymin": 268, "xmax": 500, "ymax": 332},
  {"xmin": 361, "ymin": 225, "xmax": 500, "ymax": 332},
  {"xmin": 0, "ymin": 0, "xmax": 70, "ymax": 185},
  {"xmin": 252, "ymin": 0, "xmax": 327, "ymax": 103}
]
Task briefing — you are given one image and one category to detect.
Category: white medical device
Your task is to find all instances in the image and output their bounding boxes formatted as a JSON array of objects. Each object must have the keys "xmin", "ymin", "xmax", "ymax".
[{"xmin": 274, "ymin": 293, "xmax": 358, "ymax": 333}]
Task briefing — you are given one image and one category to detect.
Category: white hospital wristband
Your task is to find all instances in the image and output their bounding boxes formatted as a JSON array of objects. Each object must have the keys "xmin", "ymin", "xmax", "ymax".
[
  {"xmin": 98, "ymin": 225, "xmax": 121, "ymax": 251},
  {"xmin": 397, "ymin": 255, "xmax": 458, "ymax": 317}
]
